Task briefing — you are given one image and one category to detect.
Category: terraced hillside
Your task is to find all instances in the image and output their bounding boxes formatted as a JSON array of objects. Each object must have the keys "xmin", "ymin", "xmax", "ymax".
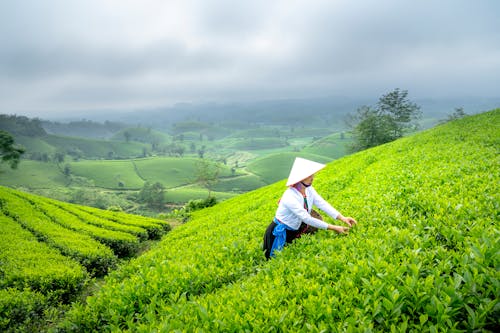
[
  {"xmin": 57, "ymin": 109, "xmax": 498, "ymax": 331},
  {"xmin": 0, "ymin": 187, "xmax": 170, "ymax": 332}
]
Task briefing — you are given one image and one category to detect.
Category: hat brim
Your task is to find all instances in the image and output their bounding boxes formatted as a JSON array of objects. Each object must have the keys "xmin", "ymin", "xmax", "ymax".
[{"xmin": 286, "ymin": 157, "xmax": 326, "ymax": 186}]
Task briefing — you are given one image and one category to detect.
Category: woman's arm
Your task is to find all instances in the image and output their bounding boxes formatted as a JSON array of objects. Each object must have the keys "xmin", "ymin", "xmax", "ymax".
[{"xmin": 310, "ymin": 187, "xmax": 357, "ymax": 227}]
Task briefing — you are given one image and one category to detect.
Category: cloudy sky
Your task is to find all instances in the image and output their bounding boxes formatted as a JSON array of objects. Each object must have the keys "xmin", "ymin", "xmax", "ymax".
[{"xmin": 1, "ymin": 0, "xmax": 499, "ymax": 118}]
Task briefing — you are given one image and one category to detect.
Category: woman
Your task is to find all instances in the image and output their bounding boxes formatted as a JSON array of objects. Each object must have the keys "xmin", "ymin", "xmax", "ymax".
[{"xmin": 263, "ymin": 157, "xmax": 357, "ymax": 259}]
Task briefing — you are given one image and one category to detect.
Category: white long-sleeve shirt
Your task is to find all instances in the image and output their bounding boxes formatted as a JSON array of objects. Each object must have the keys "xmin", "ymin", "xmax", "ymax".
[{"xmin": 275, "ymin": 186, "xmax": 340, "ymax": 230}]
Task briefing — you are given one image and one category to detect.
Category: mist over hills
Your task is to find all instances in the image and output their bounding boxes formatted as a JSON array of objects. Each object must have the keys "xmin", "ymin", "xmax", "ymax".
[{"xmin": 42, "ymin": 95, "xmax": 500, "ymax": 129}]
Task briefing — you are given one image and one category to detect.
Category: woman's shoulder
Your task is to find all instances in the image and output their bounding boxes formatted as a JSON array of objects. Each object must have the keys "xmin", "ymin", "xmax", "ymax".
[
  {"xmin": 282, "ymin": 187, "xmax": 300, "ymax": 199},
  {"xmin": 306, "ymin": 186, "xmax": 320, "ymax": 196}
]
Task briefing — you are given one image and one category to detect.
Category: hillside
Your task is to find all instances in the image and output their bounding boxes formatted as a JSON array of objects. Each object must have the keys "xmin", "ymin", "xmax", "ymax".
[
  {"xmin": 55, "ymin": 109, "xmax": 499, "ymax": 331},
  {"xmin": 16, "ymin": 134, "xmax": 151, "ymax": 160}
]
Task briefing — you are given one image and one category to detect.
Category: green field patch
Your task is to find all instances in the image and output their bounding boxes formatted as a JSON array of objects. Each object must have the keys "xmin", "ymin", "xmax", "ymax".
[
  {"xmin": 133, "ymin": 157, "xmax": 198, "ymax": 187},
  {"xmin": 212, "ymin": 174, "xmax": 267, "ymax": 192},
  {"xmin": 164, "ymin": 185, "xmax": 237, "ymax": 204},
  {"xmin": 0, "ymin": 160, "xmax": 67, "ymax": 188},
  {"xmin": 60, "ymin": 110, "xmax": 499, "ymax": 332},
  {"xmin": 246, "ymin": 152, "xmax": 332, "ymax": 184},
  {"xmin": 134, "ymin": 157, "xmax": 235, "ymax": 188},
  {"xmin": 69, "ymin": 160, "xmax": 144, "ymax": 189}
]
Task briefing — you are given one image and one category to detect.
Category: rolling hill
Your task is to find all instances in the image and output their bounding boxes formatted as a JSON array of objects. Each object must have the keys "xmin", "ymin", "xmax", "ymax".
[
  {"xmin": 50, "ymin": 109, "xmax": 499, "ymax": 331},
  {"xmin": 16, "ymin": 134, "xmax": 151, "ymax": 160}
]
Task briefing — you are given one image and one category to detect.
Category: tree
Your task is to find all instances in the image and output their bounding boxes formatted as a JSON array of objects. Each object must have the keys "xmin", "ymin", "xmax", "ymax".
[
  {"xmin": 124, "ymin": 131, "xmax": 131, "ymax": 143},
  {"xmin": 53, "ymin": 151, "xmax": 65, "ymax": 164},
  {"xmin": 442, "ymin": 107, "xmax": 467, "ymax": 123},
  {"xmin": 195, "ymin": 159, "xmax": 220, "ymax": 198},
  {"xmin": 137, "ymin": 182, "xmax": 166, "ymax": 209},
  {"xmin": 63, "ymin": 164, "xmax": 71, "ymax": 177},
  {"xmin": 377, "ymin": 88, "xmax": 421, "ymax": 139},
  {"xmin": 198, "ymin": 146, "xmax": 206, "ymax": 158},
  {"xmin": 348, "ymin": 89, "xmax": 421, "ymax": 152},
  {"xmin": 0, "ymin": 130, "xmax": 25, "ymax": 169},
  {"xmin": 348, "ymin": 106, "xmax": 393, "ymax": 151}
]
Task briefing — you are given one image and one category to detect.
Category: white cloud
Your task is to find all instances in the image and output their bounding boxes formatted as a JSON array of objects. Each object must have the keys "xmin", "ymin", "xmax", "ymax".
[{"xmin": 0, "ymin": 0, "xmax": 499, "ymax": 116}]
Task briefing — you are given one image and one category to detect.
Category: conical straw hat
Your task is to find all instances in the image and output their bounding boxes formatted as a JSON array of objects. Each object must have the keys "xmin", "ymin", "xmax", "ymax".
[{"xmin": 286, "ymin": 157, "xmax": 326, "ymax": 186}]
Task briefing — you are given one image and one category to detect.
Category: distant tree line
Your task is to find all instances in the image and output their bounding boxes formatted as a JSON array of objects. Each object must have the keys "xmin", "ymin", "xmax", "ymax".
[
  {"xmin": 41, "ymin": 119, "xmax": 127, "ymax": 138},
  {"xmin": 0, "ymin": 114, "xmax": 46, "ymax": 137}
]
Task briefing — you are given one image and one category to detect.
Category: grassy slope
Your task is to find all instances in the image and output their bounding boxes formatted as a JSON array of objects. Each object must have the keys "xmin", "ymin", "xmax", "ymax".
[
  {"xmin": 61, "ymin": 110, "xmax": 499, "ymax": 331},
  {"xmin": 301, "ymin": 131, "xmax": 353, "ymax": 159},
  {"xmin": 69, "ymin": 160, "xmax": 145, "ymax": 189}
]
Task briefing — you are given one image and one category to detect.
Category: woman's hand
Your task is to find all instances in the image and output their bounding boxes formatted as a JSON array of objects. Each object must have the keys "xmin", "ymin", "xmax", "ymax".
[
  {"xmin": 339, "ymin": 215, "xmax": 357, "ymax": 227},
  {"xmin": 328, "ymin": 225, "xmax": 349, "ymax": 234}
]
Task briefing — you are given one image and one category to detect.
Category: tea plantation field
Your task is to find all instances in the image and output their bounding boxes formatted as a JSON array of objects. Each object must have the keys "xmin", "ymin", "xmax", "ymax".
[
  {"xmin": 1, "ymin": 109, "xmax": 498, "ymax": 332},
  {"xmin": 52, "ymin": 109, "xmax": 498, "ymax": 332},
  {"xmin": 0, "ymin": 187, "xmax": 170, "ymax": 332}
]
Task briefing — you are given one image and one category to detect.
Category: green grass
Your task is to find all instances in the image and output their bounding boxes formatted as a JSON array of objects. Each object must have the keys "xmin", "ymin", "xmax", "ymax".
[{"xmin": 58, "ymin": 109, "xmax": 499, "ymax": 332}]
